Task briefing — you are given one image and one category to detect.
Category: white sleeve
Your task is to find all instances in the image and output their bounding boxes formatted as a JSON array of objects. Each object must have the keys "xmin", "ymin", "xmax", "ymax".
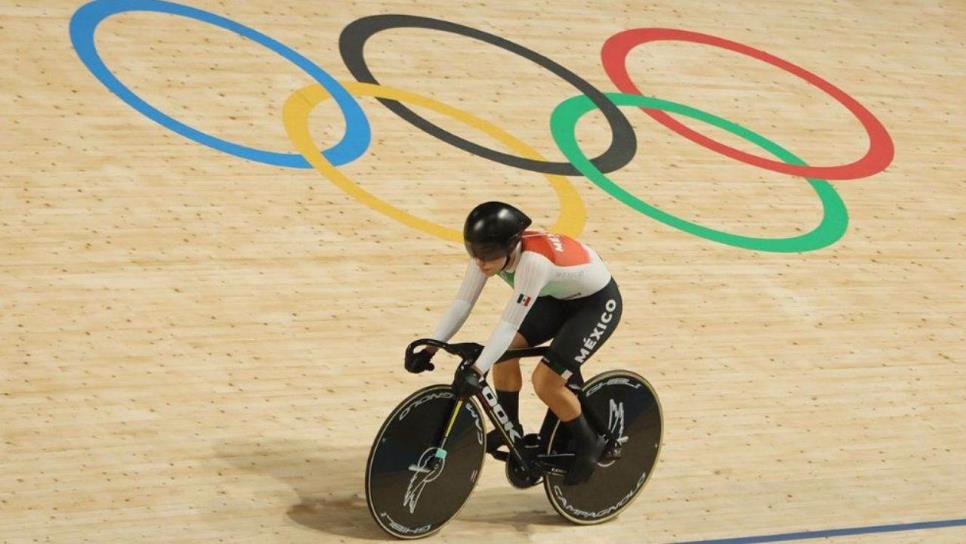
[
  {"xmin": 430, "ymin": 260, "xmax": 487, "ymax": 342},
  {"xmin": 473, "ymin": 253, "xmax": 553, "ymax": 373}
]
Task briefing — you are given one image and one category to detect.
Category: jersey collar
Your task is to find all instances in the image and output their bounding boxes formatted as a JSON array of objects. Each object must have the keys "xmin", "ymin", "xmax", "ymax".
[{"xmin": 501, "ymin": 241, "xmax": 523, "ymax": 273}]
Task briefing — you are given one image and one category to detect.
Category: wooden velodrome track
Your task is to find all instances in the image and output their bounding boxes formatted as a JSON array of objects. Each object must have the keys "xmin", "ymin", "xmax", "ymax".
[{"xmin": 2, "ymin": 0, "xmax": 964, "ymax": 542}]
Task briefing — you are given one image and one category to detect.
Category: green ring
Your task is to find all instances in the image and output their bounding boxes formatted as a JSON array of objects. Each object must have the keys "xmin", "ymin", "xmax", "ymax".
[{"xmin": 550, "ymin": 93, "xmax": 849, "ymax": 252}]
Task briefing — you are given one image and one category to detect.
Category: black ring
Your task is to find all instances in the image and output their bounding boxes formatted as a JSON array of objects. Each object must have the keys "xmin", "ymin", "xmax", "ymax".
[{"xmin": 339, "ymin": 14, "xmax": 637, "ymax": 176}]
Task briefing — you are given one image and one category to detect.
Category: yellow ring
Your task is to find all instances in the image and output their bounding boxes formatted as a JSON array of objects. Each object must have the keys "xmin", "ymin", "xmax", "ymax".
[{"xmin": 282, "ymin": 81, "xmax": 586, "ymax": 242}]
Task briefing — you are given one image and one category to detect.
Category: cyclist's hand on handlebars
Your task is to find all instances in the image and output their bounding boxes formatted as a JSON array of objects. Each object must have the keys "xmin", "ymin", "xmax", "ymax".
[
  {"xmin": 404, "ymin": 347, "xmax": 437, "ymax": 374},
  {"xmin": 452, "ymin": 364, "xmax": 484, "ymax": 399}
]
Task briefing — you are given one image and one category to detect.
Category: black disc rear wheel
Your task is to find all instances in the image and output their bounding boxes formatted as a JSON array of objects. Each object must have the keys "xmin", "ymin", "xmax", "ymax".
[
  {"xmin": 543, "ymin": 370, "xmax": 662, "ymax": 524},
  {"xmin": 366, "ymin": 385, "xmax": 487, "ymax": 539}
]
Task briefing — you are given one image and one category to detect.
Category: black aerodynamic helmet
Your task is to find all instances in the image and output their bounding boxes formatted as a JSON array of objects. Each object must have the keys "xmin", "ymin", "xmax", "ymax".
[{"xmin": 463, "ymin": 201, "xmax": 532, "ymax": 261}]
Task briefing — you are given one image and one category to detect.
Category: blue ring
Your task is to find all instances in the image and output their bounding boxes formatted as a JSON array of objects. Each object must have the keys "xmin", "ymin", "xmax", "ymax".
[{"xmin": 69, "ymin": 0, "xmax": 370, "ymax": 168}]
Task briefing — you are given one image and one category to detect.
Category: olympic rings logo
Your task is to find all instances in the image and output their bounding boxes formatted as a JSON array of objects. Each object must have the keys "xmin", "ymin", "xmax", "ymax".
[{"xmin": 70, "ymin": 0, "xmax": 894, "ymax": 253}]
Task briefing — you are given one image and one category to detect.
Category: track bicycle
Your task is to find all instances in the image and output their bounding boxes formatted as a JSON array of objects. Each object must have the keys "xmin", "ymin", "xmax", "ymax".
[{"xmin": 365, "ymin": 338, "xmax": 662, "ymax": 539}]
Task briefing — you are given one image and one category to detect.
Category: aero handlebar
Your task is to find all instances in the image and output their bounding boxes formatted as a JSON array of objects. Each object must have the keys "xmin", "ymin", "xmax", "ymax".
[{"xmin": 406, "ymin": 338, "xmax": 549, "ymax": 368}]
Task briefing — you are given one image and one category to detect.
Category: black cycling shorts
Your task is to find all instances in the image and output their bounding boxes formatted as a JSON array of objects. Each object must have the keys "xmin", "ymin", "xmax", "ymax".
[{"xmin": 516, "ymin": 278, "xmax": 622, "ymax": 384}]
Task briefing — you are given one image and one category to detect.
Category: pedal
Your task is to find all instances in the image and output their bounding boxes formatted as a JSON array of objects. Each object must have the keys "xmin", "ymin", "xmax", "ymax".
[
  {"xmin": 488, "ymin": 434, "xmax": 539, "ymax": 463},
  {"xmin": 601, "ymin": 445, "xmax": 623, "ymax": 462},
  {"xmin": 486, "ymin": 428, "xmax": 508, "ymax": 460},
  {"xmin": 488, "ymin": 448, "xmax": 510, "ymax": 462},
  {"xmin": 604, "ymin": 436, "xmax": 624, "ymax": 459}
]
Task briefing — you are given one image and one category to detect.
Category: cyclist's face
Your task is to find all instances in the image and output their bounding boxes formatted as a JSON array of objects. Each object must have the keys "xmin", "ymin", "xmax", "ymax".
[{"xmin": 474, "ymin": 255, "xmax": 506, "ymax": 276}]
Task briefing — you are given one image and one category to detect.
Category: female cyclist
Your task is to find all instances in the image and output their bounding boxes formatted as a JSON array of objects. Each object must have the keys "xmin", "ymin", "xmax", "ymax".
[{"xmin": 404, "ymin": 201, "xmax": 623, "ymax": 485}]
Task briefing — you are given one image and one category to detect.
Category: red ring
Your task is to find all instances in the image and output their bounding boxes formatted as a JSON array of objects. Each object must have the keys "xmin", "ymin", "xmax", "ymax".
[{"xmin": 601, "ymin": 28, "xmax": 894, "ymax": 180}]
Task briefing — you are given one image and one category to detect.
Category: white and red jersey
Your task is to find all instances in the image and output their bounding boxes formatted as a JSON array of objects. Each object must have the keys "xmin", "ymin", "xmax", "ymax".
[{"xmin": 430, "ymin": 231, "xmax": 611, "ymax": 373}]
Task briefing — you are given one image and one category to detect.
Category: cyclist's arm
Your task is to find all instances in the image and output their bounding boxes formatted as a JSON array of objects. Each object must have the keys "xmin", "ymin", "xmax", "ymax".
[
  {"xmin": 472, "ymin": 253, "xmax": 552, "ymax": 374},
  {"xmin": 430, "ymin": 259, "xmax": 487, "ymax": 343}
]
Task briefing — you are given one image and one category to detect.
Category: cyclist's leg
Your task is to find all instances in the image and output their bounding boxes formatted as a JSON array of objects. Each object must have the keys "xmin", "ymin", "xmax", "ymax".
[
  {"xmin": 532, "ymin": 279, "xmax": 623, "ymax": 417},
  {"xmin": 491, "ymin": 332, "xmax": 529, "ymax": 394},
  {"xmin": 488, "ymin": 332, "xmax": 528, "ymax": 447},
  {"xmin": 499, "ymin": 294, "xmax": 565, "ymax": 399},
  {"xmin": 531, "ymin": 279, "xmax": 623, "ymax": 483},
  {"xmin": 489, "ymin": 296, "xmax": 564, "ymax": 450}
]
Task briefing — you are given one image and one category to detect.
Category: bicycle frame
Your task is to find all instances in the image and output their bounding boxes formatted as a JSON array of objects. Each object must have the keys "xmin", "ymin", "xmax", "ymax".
[{"xmin": 405, "ymin": 338, "xmax": 593, "ymax": 479}]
